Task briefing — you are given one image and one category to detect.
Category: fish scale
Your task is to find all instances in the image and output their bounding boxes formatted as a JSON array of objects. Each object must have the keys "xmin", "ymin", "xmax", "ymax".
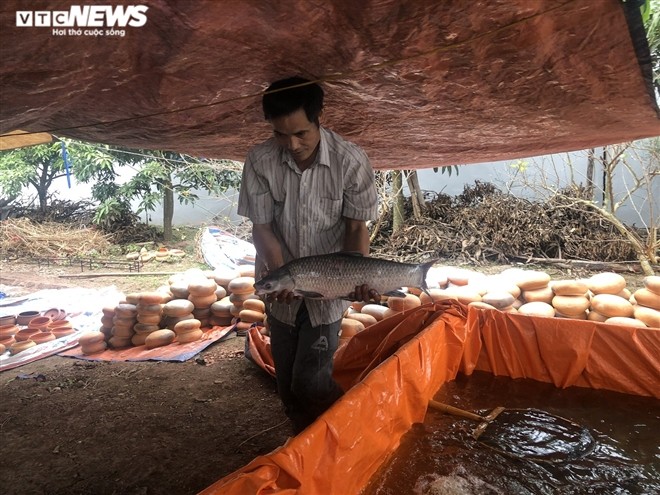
[{"xmin": 254, "ymin": 252, "xmax": 436, "ymax": 300}]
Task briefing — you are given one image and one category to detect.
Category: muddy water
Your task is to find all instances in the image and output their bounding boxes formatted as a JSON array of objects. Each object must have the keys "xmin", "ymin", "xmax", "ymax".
[{"xmin": 363, "ymin": 371, "xmax": 659, "ymax": 495}]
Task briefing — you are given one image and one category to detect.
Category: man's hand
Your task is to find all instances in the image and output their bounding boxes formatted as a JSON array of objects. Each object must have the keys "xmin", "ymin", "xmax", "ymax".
[
  {"xmin": 349, "ymin": 284, "xmax": 380, "ymax": 303},
  {"xmin": 263, "ymin": 289, "xmax": 300, "ymax": 304}
]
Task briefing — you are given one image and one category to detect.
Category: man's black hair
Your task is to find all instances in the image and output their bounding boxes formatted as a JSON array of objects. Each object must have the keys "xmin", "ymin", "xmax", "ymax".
[{"xmin": 262, "ymin": 76, "xmax": 324, "ymax": 125}]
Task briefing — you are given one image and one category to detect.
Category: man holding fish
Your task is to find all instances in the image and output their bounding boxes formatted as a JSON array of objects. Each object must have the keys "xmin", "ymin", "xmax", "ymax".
[{"xmin": 238, "ymin": 76, "xmax": 379, "ymax": 433}]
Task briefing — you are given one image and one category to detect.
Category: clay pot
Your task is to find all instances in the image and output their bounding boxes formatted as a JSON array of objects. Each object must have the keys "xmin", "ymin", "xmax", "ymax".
[
  {"xmin": 0, "ymin": 324, "xmax": 19, "ymax": 339},
  {"xmin": 27, "ymin": 316, "xmax": 52, "ymax": 331},
  {"xmin": 31, "ymin": 332, "xmax": 56, "ymax": 344},
  {"xmin": 48, "ymin": 320, "xmax": 73, "ymax": 331},
  {"xmin": 53, "ymin": 327, "xmax": 76, "ymax": 339},
  {"xmin": 0, "ymin": 335, "xmax": 16, "ymax": 347},
  {"xmin": 10, "ymin": 340, "xmax": 37, "ymax": 355},
  {"xmin": 0, "ymin": 315, "xmax": 16, "ymax": 327},
  {"xmin": 16, "ymin": 311, "xmax": 40, "ymax": 326},
  {"xmin": 15, "ymin": 328, "xmax": 41, "ymax": 342}
]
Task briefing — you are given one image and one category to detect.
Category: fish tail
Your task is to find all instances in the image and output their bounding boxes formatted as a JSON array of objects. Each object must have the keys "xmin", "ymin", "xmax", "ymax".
[{"xmin": 420, "ymin": 259, "xmax": 438, "ymax": 297}]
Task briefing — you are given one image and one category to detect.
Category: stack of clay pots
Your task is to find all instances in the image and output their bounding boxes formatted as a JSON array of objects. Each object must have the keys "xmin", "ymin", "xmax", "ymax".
[
  {"xmin": 227, "ymin": 277, "xmax": 257, "ymax": 335},
  {"xmin": 631, "ymin": 276, "xmax": 660, "ymax": 328},
  {"xmin": 100, "ymin": 306, "xmax": 116, "ymax": 340},
  {"xmin": 344, "ymin": 310, "xmax": 378, "ymax": 329},
  {"xmin": 131, "ymin": 292, "xmax": 166, "ymax": 346},
  {"xmin": 109, "ymin": 302, "xmax": 138, "ymax": 348},
  {"xmin": 212, "ymin": 267, "xmax": 241, "ymax": 292},
  {"xmin": 209, "ymin": 268, "xmax": 238, "ymax": 328},
  {"xmin": 161, "ymin": 297, "xmax": 204, "ymax": 343},
  {"xmin": 187, "ymin": 278, "xmax": 218, "ymax": 328},
  {"xmin": 339, "ymin": 318, "xmax": 364, "ymax": 345},
  {"xmin": 0, "ymin": 321, "xmax": 19, "ymax": 354},
  {"xmin": 173, "ymin": 318, "xmax": 204, "ymax": 343},
  {"xmin": 210, "ymin": 298, "xmax": 234, "ymax": 328},
  {"xmin": 93, "ymin": 266, "xmax": 264, "ymax": 350},
  {"xmin": 547, "ymin": 279, "xmax": 590, "ymax": 320},
  {"xmin": 47, "ymin": 319, "xmax": 75, "ymax": 338},
  {"xmin": 584, "ymin": 273, "xmax": 633, "ymax": 325},
  {"xmin": 0, "ymin": 310, "xmax": 75, "ymax": 355},
  {"xmin": 340, "ymin": 301, "xmax": 382, "ymax": 344},
  {"xmin": 237, "ymin": 264, "xmax": 256, "ymax": 278},
  {"xmin": 386, "ymin": 293, "xmax": 421, "ymax": 315},
  {"xmin": 80, "ymin": 331, "xmax": 107, "ymax": 355},
  {"xmin": 12, "ymin": 316, "xmax": 49, "ymax": 350},
  {"xmin": 428, "ymin": 268, "xmax": 482, "ymax": 305},
  {"xmin": 342, "ymin": 266, "xmax": 660, "ymax": 331},
  {"xmin": 503, "ymin": 269, "xmax": 553, "ymax": 317},
  {"xmin": 162, "ymin": 299, "xmax": 195, "ymax": 331},
  {"xmin": 145, "ymin": 329, "xmax": 176, "ymax": 348},
  {"xmin": 238, "ymin": 299, "xmax": 267, "ymax": 332}
]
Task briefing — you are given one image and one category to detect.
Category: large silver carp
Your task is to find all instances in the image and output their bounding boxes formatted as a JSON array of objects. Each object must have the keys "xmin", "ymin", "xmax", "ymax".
[{"xmin": 253, "ymin": 252, "xmax": 436, "ymax": 300}]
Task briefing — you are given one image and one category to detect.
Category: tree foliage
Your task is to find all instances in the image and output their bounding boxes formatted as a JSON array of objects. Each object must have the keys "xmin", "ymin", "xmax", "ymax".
[
  {"xmin": 0, "ymin": 140, "xmax": 106, "ymax": 213},
  {"xmin": 642, "ymin": 0, "xmax": 660, "ymax": 91},
  {"xmin": 0, "ymin": 139, "xmax": 242, "ymax": 241}
]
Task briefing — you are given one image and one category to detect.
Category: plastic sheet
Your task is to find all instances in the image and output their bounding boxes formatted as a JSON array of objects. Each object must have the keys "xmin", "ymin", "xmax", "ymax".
[
  {"xmin": 201, "ymin": 302, "xmax": 660, "ymax": 494},
  {"xmin": 469, "ymin": 307, "xmax": 659, "ymax": 398},
  {"xmin": 59, "ymin": 326, "xmax": 236, "ymax": 363}
]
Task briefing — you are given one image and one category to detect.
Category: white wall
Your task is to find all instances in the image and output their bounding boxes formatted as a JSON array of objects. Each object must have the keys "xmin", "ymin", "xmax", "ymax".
[
  {"xmin": 43, "ymin": 143, "xmax": 658, "ymax": 228},
  {"xmin": 415, "ymin": 146, "xmax": 659, "ymax": 226}
]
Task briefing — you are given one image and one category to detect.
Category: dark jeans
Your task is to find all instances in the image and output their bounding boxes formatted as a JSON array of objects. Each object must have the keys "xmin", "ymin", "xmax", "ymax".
[{"xmin": 268, "ymin": 302, "xmax": 344, "ymax": 433}]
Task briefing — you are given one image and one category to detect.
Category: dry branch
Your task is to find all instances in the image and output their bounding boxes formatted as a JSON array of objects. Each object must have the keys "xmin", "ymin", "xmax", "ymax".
[{"xmin": 370, "ymin": 182, "xmax": 649, "ymax": 270}]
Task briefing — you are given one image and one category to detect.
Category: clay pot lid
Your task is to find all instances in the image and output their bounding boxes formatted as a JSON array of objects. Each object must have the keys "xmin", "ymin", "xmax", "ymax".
[{"xmin": 43, "ymin": 308, "xmax": 67, "ymax": 321}]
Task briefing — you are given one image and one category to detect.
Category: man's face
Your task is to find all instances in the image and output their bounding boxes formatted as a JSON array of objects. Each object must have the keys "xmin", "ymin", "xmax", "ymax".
[{"xmin": 270, "ymin": 108, "xmax": 321, "ymax": 167}]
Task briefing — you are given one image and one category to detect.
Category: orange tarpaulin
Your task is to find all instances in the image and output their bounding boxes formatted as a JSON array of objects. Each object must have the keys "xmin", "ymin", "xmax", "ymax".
[
  {"xmin": 469, "ymin": 308, "xmax": 659, "ymax": 397},
  {"xmin": 200, "ymin": 302, "xmax": 660, "ymax": 495}
]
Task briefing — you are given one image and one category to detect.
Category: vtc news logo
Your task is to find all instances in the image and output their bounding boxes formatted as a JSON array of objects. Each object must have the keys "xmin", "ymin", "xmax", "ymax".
[{"xmin": 15, "ymin": 5, "xmax": 149, "ymax": 37}]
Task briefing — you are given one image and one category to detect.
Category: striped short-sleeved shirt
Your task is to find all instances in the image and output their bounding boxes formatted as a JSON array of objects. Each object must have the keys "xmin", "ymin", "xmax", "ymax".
[{"xmin": 237, "ymin": 126, "xmax": 378, "ymax": 327}]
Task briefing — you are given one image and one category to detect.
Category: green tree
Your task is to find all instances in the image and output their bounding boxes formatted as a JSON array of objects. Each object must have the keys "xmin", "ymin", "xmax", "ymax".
[
  {"xmin": 642, "ymin": 0, "xmax": 660, "ymax": 90},
  {"xmin": 110, "ymin": 151, "xmax": 242, "ymax": 241},
  {"xmin": 0, "ymin": 139, "xmax": 112, "ymax": 213},
  {"xmin": 0, "ymin": 139, "xmax": 242, "ymax": 242},
  {"xmin": 73, "ymin": 145, "xmax": 242, "ymax": 241}
]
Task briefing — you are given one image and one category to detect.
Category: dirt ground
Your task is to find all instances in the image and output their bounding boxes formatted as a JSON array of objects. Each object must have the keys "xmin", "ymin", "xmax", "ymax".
[
  {"xmin": 0, "ymin": 254, "xmax": 650, "ymax": 495},
  {"xmin": 0, "ymin": 258, "xmax": 292, "ymax": 495}
]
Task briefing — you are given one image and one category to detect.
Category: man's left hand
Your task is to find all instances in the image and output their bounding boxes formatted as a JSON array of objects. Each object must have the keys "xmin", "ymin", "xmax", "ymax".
[{"xmin": 349, "ymin": 284, "xmax": 380, "ymax": 303}]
